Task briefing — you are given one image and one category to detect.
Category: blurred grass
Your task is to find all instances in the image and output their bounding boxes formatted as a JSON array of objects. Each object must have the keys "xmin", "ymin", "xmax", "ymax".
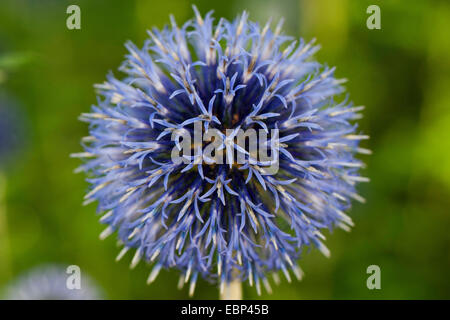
[{"xmin": 0, "ymin": 0, "xmax": 449, "ymax": 299}]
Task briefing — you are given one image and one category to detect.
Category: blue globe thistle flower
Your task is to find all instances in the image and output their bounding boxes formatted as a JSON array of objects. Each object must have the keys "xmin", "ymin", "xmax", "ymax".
[
  {"xmin": 0, "ymin": 94, "xmax": 25, "ymax": 167},
  {"xmin": 3, "ymin": 265, "xmax": 103, "ymax": 300},
  {"xmin": 74, "ymin": 7, "xmax": 368, "ymax": 296}
]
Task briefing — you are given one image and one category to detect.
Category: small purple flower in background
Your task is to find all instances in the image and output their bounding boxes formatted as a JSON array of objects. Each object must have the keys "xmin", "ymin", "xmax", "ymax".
[
  {"xmin": 0, "ymin": 95, "xmax": 25, "ymax": 167},
  {"xmin": 3, "ymin": 265, "xmax": 102, "ymax": 300},
  {"xmin": 73, "ymin": 7, "xmax": 369, "ymax": 298}
]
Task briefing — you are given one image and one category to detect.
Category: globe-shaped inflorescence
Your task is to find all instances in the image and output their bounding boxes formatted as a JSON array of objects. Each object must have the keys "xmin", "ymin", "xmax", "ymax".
[{"xmin": 73, "ymin": 8, "xmax": 369, "ymax": 296}]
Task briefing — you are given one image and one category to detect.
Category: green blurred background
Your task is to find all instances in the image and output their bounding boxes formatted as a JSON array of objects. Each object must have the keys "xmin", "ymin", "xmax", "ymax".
[{"xmin": 0, "ymin": 0, "xmax": 449, "ymax": 299}]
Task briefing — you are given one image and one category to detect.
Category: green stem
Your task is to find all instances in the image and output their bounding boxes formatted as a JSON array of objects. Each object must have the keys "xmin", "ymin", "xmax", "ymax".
[{"xmin": 220, "ymin": 278, "xmax": 242, "ymax": 300}]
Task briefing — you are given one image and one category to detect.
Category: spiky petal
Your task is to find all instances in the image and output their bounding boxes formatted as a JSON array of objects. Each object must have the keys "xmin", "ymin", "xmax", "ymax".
[{"xmin": 74, "ymin": 7, "xmax": 368, "ymax": 294}]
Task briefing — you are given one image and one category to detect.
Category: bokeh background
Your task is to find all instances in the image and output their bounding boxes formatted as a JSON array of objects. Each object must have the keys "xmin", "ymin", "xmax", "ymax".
[{"xmin": 0, "ymin": 0, "xmax": 449, "ymax": 299}]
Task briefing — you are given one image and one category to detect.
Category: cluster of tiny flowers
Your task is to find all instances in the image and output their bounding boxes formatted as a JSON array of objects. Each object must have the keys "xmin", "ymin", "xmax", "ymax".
[
  {"xmin": 3, "ymin": 265, "xmax": 102, "ymax": 300},
  {"xmin": 74, "ymin": 8, "xmax": 368, "ymax": 296}
]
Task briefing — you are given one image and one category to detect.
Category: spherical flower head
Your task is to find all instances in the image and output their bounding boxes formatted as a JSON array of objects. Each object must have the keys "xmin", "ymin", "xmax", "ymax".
[
  {"xmin": 3, "ymin": 265, "xmax": 103, "ymax": 300},
  {"xmin": 74, "ymin": 7, "xmax": 368, "ymax": 296}
]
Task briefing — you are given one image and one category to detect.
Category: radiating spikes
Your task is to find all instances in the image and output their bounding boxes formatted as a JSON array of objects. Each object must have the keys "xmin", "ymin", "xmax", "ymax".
[
  {"xmin": 188, "ymin": 274, "xmax": 198, "ymax": 297},
  {"xmin": 217, "ymin": 259, "xmax": 222, "ymax": 277},
  {"xmin": 274, "ymin": 18, "xmax": 284, "ymax": 37},
  {"xmin": 214, "ymin": 18, "xmax": 224, "ymax": 39},
  {"xmin": 192, "ymin": 5, "xmax": 203, "ymax": 26},
  {"xmin": 81, "ymin": 135, "xmax": 96, "ymax": 142},
  {"xmin": 333, "ymin": 161, "xmax": 365, "ymax": 168},
  {"xmin": 237, "ymin": 252, "xmax": 242, "ymax": 265},
  {"xmin": 102, "ymin": 164, "xmax": 122, "ymax": 173},
  {"xmin": 128, "ymin": 227, "xmax": 140, "ymax": 240},
  {"xmin": 111, "ymin": 94, "xmax": 124, "ymax": 105},
  {"xmin": 293, "ymin": 265, "xmax": 304, "ymax": 281},
  {"xmin": 99, "ymin": 210, "xmax": 113, "ymax": 223},
  {"xmin": 140, "ymin": 208, "xmax": 156, "ymax": 223},
  {"xmin": 337, "ymin": 222, "xmax": 352, "ymax": 232},
  {"xmin": 176, "ymin": 237, "xmax": 183, "ymax": 250},
  {"xmin": 169, "ymin": 14, "xmax": 177, "ymax": 28},
  {"xmin": 334, "ymin": 208, "xmax": 355, "ymax": 226},
  {"xmin": 73, "ymin": 166, "xmax": 85, "ymax": 174},
  {"xmin": 281, "ymin": 265, "xmax": 291, "ymax": 283},
  {"xmin": 345, "ymin": 175, "xmax": 370, "ymax": 183},
  {"xmin": 332, "ymin": 192, "xmax": 347, "ymax": 202},
  {"xmin": 85, "ymin": 181, "xmax": 111, "ymax": 200},
  {"xmin": 99, "ymin": 226, "xmax": 114, "ymax": 240},
  {"xmin": 246, "ymin": 205, "xmax": 260, "ymax": 233},
  {"xmin": 272, "ymin": 272, "xmax": 280, "ymax": 285},
  {"xmin": 70, "ymin": 152, "xmax": 95, "ymax": 158},
  {"xmin": 188, "ymin": 282, "xmax": 196, "ymax": 297},
  {"xmin": 177, "ymin": 275, "xmax": 185, "ymax": 290},
  {"xmin": 329, "ymin": 106, "xmax": 365, "ymax": 117},
  {"xmin": 261, "ymin": 17, "xmax": 272, "ymax": 38},
  {"xmin": 116, "ymin": 247, "xmax": 129, "ymax": 262},
  {"xmin": 147, "ymin": 30, "xmax": 168, "ymax": 55},
  {"xmin": 350, "ymin": 192, "xmax": 366, "ymax": 203},
  {"xmin": 255, "ymin": 277, "xmax": 261, "ymax": 296},
  {"xmin": 236, "ymin": 11, "xmax": 247, "ymax": 36},
  {"xmin": 79, "ymin": 112, "xmax": 106, "ymax": 119},
  {"xmin": 357, "ymin": 147, "xmax": 372, "ymax": 155},
  {"xmin": 150, "ymin": 248, "xmax": 160, "ymax": 262},
  {"xmin": 262, "ymin": 277, "xmax": 272, "ymax": 294},
  {"xmin": 147, "ymin": 264, "xmax": 162, "ymax": 284},
  {"xmin": 116, "ymin": 240, "xmax": 124, "ymax": 247},
  {"xmin": 326, "ymin": 142, "xmax": 347, "ymax": 149},
  {"xmin": 314, "ymin": 231, "xmax": 326, "ymax": 241},
  {"xmin": 271, "ymin": 237, "xmax": 279, "ymax": 250},
  {"xmin": 79, "ymin": 112, "xmax": 127, "ymax": 124},
  {"xmin": 284, "ymin": 252, "xmax": 294, "ymax": 267},
  {"xmin": 74, "ymin": 7, "xmax": 368, "ymax": 296},
  {"xmin": 317, "ymin": 241, "xmax": 331, "ymax": 258},
  {"xmin": 119, "ymin": 189, "xmax": 135, "ymax": 203},
  {"xmin": 184, "ymin": 263, "xmax": 192, "ymax": 284},
  {"xmin": 82, "ymin": 198, "xmax": 96, "ymax": 206},
  {"xmin": 345, "ymin": 134, "xmax": 370, "ymax": 140}
]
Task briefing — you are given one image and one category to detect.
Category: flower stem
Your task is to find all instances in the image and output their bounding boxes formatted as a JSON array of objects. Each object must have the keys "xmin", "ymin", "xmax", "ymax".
[{"xmin": 220, "ymin": 278, "xmax": 242, "ymax": 300}]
